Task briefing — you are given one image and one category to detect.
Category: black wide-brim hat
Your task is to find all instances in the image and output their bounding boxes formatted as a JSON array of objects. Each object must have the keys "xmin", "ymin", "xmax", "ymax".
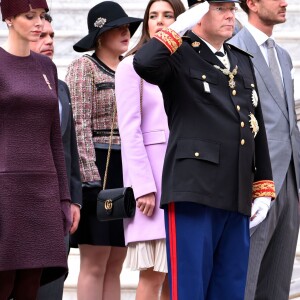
[
  {"xmin": 188, "ymin": 0, "xmax": 240, "ymax": 8},
  {"xmin": 73, "ymin": 1, "xmax": 142, "ymax": 53}
]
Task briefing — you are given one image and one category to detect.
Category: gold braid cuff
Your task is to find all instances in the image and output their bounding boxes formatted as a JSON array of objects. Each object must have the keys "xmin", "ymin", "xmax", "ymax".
[
  {"xmin": 252, "ymin": 180, "xmax": 276, "ymax": 199},
  {"xmin": 154, "ymin": 28, "xmax": 182, "ymax": 54}
]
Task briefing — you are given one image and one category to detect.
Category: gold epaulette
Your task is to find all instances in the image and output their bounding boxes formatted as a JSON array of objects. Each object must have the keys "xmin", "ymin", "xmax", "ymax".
[
  {"xmin": 252, "ymin": 180, "xmax": 276, "ymax": 199},
  {"xmin": 154, "ymin": 28, "xmax": 182, "ymax": 54}
]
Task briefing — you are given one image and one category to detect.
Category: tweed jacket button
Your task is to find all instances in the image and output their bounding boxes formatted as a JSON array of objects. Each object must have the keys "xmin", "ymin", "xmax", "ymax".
[
  {"xmin": 232, "ymin": 90, "xmax": 237, "ymax": 96},
  {"xmin": 237, "ymin": 105, "xmax": 240, "ymax": 111},
  {"xmin": 195, "ymin": 152, "xmax": 200, "ymax": 157},
  {"xmin": 241, "ymin": 139, "xmax": 245, "ymax": 145},
  {"xmin": 241, "ymin": 121, "xmax": 245, "ymax": 128},
  {"xmin": 202, "ymin": 75, "xmax": 206, "ymax": 80}
]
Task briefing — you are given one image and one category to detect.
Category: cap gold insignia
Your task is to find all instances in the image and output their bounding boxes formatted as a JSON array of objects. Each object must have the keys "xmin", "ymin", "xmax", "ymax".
[
  {"xmin": 252, "ymin": 89, "xmax": 258, "ymax": 107},
  {"xmin": 249, "ymin": 113, "xmax": 259, "ymax": 138},
  {"xmin": 192, "ymin": 41, "xmax": 200, "ymax": 48}
]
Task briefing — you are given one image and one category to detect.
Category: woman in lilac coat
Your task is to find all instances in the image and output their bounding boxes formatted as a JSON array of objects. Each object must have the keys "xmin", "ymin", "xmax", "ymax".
[{"xmin": 115, "ymin": 1, "xmax": 185, "ymax": 299}]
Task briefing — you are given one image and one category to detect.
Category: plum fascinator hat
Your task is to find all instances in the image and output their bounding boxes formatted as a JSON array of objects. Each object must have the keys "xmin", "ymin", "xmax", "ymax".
[
  {"xmin": 1, "ymin": 0, "xmax": 49, "ymax": 21},
  {"xmin": 73, "ymin": 1, "xmax": 142, "ymax": 53}
]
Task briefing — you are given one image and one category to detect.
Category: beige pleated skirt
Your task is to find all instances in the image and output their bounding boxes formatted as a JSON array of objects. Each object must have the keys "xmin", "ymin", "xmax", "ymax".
[{"xmin": 124, "ymin": 239, "xmax": 168, "ymax": 273}]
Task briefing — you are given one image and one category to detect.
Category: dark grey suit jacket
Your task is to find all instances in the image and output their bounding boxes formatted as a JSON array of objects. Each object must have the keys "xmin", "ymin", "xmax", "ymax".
[
  {"xmin": 59, "ymin": 79, "xmax": 82, "ymax": 206},
  {"xmin": 37, "ymin": 80, "xmax": 82, "ymax": 300},
  {"xmin": 229, "ymin": 28, "xmax": 300, "ymax": 197}
]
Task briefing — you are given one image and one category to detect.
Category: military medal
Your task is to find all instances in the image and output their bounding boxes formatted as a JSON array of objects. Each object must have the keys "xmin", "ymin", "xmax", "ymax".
[
  {"xmin": 252, "ymin": 90, "xmax": 258, "ymax": 107},
  {"xmin": 213, "ymin": 65, "xmax": 238, "ymax": 89},
  {"xmin": 249, "ymin": 113, "xmax": 259, "ymax": 137}
]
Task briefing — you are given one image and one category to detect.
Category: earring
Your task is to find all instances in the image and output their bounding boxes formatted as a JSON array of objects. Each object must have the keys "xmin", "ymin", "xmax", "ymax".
[
  {"xmin": 96, "ymin": 38, "xmax": 101, "ymax": 49},
  {"xmin": 7, "ymin": 23, "xmax": 12, "ymax": 27}
]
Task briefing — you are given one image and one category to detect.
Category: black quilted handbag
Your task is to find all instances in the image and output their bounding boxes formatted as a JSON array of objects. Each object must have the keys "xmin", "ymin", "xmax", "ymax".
[{"xmin": 97, "ymin": 187, "xmax": 136, "ymax": 221}]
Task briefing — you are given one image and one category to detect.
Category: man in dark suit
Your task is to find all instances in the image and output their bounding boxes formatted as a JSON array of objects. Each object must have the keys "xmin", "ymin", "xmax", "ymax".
[
  {"xmin": 30, "ymin": 14, "xmax": 82, "ymax": 299},
  {"xmin": 133, "ymin": 0, "xmax": 276, "ymax": 299}
]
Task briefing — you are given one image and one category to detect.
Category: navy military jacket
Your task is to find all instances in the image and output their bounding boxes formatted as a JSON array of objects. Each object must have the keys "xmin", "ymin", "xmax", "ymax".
[{"xmin": 134, "ymin": 30, "xmax": 274, "ymax": 216}]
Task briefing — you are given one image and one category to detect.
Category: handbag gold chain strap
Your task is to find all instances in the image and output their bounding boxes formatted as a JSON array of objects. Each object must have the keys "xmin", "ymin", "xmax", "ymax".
[{"xmin": 102, "ymin": 79, "xmax": 143, "ymax": 190}]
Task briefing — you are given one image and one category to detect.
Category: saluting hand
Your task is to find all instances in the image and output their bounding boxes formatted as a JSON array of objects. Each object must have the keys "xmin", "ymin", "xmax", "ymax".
[
  {"xmin": 169, "ymin": 1, "xmax": 209, "ymax": 37},
  {"xmin": 136, "ymin": 193, "xmax": 156, "ymax": 217},
  {"xmin": 249, "ymin": 197, "xmax": 271, "ymax": 229}
]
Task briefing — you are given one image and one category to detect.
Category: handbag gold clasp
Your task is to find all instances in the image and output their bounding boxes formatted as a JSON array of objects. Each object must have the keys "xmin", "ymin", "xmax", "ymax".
[{"xmin": 104, "ymin": 199, "xmax": 113, "ymax": 210}]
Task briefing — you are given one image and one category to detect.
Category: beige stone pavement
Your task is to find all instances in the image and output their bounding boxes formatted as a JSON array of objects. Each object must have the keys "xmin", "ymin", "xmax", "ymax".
[{"xmin": 63, "ymin": 249, "xmax": 300, "ymax": 299}]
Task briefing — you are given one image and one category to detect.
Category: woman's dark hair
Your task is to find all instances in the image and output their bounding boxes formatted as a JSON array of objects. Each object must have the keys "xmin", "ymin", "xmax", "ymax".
[{"xmin": 126, "ymin": 0, "xmax": 185, "ymax": 56}]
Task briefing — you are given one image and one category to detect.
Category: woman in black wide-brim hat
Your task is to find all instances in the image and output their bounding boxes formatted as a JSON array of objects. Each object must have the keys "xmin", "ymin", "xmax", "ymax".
[{"xmin": 65, "ymin": 2, "xmax": 142, "ymax": 299}]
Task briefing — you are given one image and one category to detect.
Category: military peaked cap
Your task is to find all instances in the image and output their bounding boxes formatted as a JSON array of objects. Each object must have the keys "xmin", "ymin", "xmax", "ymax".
[{"xmin": 188, "ymin": 0, "xmax": 240, "ymax": 8}]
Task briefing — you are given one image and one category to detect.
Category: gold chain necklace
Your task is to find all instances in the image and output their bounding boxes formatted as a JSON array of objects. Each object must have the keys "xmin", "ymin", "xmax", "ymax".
[{"xmin": 214, "ymin": 65, "xmax": 238, "ymax": 89}]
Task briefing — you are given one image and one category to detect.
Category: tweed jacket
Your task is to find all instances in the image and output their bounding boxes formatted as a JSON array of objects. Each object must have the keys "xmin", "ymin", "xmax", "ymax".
[
  {"xmin": 134, "ymin": 29, "xmax": 275, "ymax": 216},
  {"xmin": 66, "ymin": 54, "xmax": 120, "ymax": 182}
]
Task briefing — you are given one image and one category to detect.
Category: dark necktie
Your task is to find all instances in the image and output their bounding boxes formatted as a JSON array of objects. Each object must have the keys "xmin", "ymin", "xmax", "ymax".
[
  {"xmin": 215, "ymin": 51, "xmax": 225, "ymax": 57},
  {"xmin": 265, "ymin": 38, "xmax": 284, "ymax": 99},
  {"xmin": 215, "ymin": 51, "xmax": 229, "ymax": 69}
]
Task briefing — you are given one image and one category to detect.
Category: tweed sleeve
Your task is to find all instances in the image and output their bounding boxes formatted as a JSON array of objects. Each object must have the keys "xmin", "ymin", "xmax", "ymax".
[{"xmin": 65, "ymin": 57, "xmax": 100, "ymax": 182}]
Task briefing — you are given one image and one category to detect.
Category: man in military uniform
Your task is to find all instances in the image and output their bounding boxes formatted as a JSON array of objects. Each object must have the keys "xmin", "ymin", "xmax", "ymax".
[{"xmin": 133, "ymin": 1, "xmax": 275, "ymax": 299}]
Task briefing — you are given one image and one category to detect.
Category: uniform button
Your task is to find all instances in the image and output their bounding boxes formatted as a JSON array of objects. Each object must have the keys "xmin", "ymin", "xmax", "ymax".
[
  {"xmin": 232, "ymin": 90, "xmax": 237, "ymax": 96},
  {"xmin": 237, "ymin": 105, "xmax": 240, "ymax": 111},
  {"xmin": 241, "ymin": 121, "xmax": 245, "ymax": 128},
  {"xmin": 195, "ymin": 152, "xmax": 200, "ymax": 157},
  {"xmin": 241, "ymin": 139, "xmax": 245, "ymax": 145},
  {"xmin": 202, "ymin": 75, "xmax": 206, "ymax": 80},
  {"xmin": 251, "ymin": 83, "xmax": 255, "ymax": 88}
]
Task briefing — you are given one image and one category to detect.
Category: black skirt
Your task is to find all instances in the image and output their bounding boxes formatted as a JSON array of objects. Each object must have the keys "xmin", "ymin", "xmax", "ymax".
[{"xmin": 70, "ymin": 148, "xmax": 125, "ymax": 247}]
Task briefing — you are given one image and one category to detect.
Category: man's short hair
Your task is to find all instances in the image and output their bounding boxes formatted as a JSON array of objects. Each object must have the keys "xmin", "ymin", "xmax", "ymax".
[
  {"xmin": 239, "ymin": 0, "xmax": 250, "ymax": 14},
  {"xmin": 45, "ymin": 13, "xmax": 52, "ymax": 23}
]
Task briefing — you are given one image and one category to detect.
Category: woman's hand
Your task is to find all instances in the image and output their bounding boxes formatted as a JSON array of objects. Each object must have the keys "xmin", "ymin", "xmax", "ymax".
[{"xmin": 136, "ymin": 193, "xmax": 156, "ymax": 217}]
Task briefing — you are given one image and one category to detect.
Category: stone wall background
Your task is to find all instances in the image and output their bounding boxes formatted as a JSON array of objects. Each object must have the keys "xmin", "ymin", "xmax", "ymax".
[
  {"xmin": 1, "ymin": 1, "xmax": 300, "ymax": 298},
  {"xmin": 1, "ymin": 1, "xmax": 299, "ymax": 99}
]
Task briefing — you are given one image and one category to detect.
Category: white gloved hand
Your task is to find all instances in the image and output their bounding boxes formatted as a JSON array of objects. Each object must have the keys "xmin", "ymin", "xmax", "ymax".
[
  {"xmin": 249, "ymin": 197, "xmax": 271, "ymax": 229},
  {"xmin": 169, "ymin": 1, "xmax": 209, "ymax": 37}
]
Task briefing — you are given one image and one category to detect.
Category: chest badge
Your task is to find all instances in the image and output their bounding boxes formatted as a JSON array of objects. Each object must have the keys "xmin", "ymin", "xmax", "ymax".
[
  {"xmin": 249, "ymin": 113, "xmax": 259, "ymax": 138},
  {"xmin": 192, "ymin": 41, "xmax": 201, "ymax": 48},
  {"xmin": 252, "ymin": 89, "xmax": 258, "ymax": 107}
]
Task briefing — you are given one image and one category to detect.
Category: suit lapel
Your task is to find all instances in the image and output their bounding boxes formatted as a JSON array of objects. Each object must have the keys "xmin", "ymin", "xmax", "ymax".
[
  {"xmin": 224, "ymin": 44, "xmax": 238, "ymax": 72},
  {"xmin": 58, "ymin": 81, "xmax": 69, "ymax": 136},
  {"xmin": 187, "ymin": 31, "xmax": 224, "ymax": 68},
  {"xmin": 276, "ymin": 46, "xmax": 295, "ymax": 133},
  {"xmin": 240, "ymin": 29, "xmax": 289, "ymax": 121}
]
